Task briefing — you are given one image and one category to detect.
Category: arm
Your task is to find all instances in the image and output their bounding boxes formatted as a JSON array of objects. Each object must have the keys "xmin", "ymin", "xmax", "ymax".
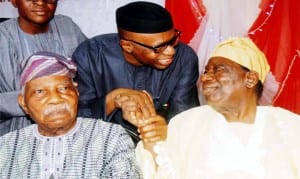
[
  {"xmin": 72, "ymin": 40, "xmax": 105, "ymax": 118},
  {"xmin": 102, "ymin": 126, "xmax": 142, "ymax": 178},
  {"xmin": 135, "ymin": 114, "xmax": 183, "ymax": 179},
  {"xmin": 0, "ymin": 30, "xmax": 26, "ymax": 118}
]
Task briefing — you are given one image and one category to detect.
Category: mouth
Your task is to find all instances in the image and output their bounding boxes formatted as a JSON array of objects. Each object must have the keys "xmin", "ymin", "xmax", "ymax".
[
  {"xmin": 157, "ymin": 58, "xmax": 173, "ymax": 66},
  {"xmin": 45, "ymin": 110, "xmax": 68, "ymax": 117},
  {"xmin": 202, "ymin": 85, "xmax": 218, "ymax": 95},
  {"xmin": 32, "ymin": 10, "xmax": 48, "ymax": 16}
]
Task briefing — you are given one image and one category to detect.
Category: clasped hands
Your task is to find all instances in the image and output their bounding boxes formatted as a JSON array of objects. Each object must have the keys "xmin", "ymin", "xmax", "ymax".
[{"xmin": 112, "ymin": 88, "xmax": 167, "ymax": 145}]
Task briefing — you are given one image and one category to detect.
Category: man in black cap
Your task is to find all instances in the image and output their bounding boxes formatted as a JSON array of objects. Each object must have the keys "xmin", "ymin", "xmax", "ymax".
[{"xmin": 72, "ymin": 1, "xmax": 200, "ymax": 144}]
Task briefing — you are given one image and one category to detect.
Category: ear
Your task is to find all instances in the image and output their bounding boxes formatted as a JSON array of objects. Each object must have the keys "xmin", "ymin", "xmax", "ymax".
[
  {"xmin": 73, "ymin": 82, "xmax": 80, "ymax": 96},
  {"xmin": 18, "ymin": 94, "xmax": 29, "ymax": 114},
  {"xmin": 244, "ymin": 71, "xmax": 259, "ymax": 88},
  {"xmin": 119, "ymin": 39, "xmax": 133, "ymax": 53},
  {"xmin": 11, "ymin": 0, "xmax": 18, "ymax": 8}
]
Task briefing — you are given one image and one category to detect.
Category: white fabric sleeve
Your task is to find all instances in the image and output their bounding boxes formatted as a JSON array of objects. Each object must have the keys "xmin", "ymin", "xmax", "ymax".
[{"xmin": 135, "ymin": 141, "xmax": 157, "ymax": 179}]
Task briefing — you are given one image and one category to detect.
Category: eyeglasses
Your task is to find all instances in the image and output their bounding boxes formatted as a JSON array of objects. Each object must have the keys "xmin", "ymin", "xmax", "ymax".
[
  {"xmin": 25, "ymin": 0, "xmax": 58, "ymax": 4},
  {"xmin": 122, "ymin": 29, "xmax": 181, "ymax": 53}
]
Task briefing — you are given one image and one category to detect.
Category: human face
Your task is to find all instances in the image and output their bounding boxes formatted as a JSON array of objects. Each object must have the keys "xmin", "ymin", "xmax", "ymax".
[
  {"xmin": 12, "ymin": 0, "xmax": 57, "ymax": 33},
  {"xmin": 121, "ymin": 29, "xmax": 179, "ymax": 69},
  {"xmin": 200, "ymin": 57, "xmax": 248, "ymax": 108},
  {"xmin": 18, "ymin": 75, "xmax": 78, "ymax": 136}
]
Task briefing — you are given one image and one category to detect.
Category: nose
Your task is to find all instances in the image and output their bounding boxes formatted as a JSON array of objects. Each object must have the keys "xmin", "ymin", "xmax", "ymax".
[
  {"xmin": 48, "ymin": 91, "xmax": 63, "ymax": 104},
  {"xmin": 32, "ymin": 0, "xmax": 47, "ymax": 5},
  {"xmin": 200, "ymin": 70, "xmax": 214, "ymax": 82},
  {"xmin": 162, "ymin": 45, "xmax": 175, "ymax": 56}
]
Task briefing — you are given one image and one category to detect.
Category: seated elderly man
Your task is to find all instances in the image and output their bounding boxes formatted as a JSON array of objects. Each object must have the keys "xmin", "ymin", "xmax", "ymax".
[
  {"xmin": 0, "ymin": 52, "xmax": 141, "ymax": 178},
  {"xmin": 136, "ymin": 37, "xmax": 300, "ymax": 179}
]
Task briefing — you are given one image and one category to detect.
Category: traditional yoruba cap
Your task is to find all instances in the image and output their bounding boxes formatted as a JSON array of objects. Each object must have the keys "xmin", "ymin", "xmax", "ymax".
[
  {"xmin": 116, "ymin": 1, "xmax": 173, "ymax": 33},
  {"xmin": 210, "ymin": 37, "xmax": 270, "ymax": 83},
  {"xmin": 20, "ymin": 51, "xmax": 77, "ymax": 87}
]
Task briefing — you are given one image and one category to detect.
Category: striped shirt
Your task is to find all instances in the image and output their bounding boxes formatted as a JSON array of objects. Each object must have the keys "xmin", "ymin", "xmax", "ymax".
[{"xmin": 0, "ymin": 118, "xmax": 142, "ymax": 178}]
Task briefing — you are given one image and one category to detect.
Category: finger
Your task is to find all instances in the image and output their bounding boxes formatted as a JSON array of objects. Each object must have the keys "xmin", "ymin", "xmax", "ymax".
[
  {"xmin": 144, "ymin": 136, "xmax": 162, "ymax": 143},
  {"xmin": 140, "ymin": 131, "xmax": 164, "ymax": 143},
  {"xmin": 122, "ymin": 90, "xmax": 156, "ymax": 117},
  {"xmin": 142, "ymin": 90, "xmax": 154, "ymax": 103},
  {"xmin": 139, "ymin": 129, "xmax": 158, "ymax": 138},
  {"xmin": 140, "ymin": 106, "xmax": 151, "ymax": 119},
  {"xmin": 122, "ymin": 100, "xmax": 139, "ymax": 110},
  {"xmin": 130, "ymin": 93, "xmax": 148, "ymax": 107},
  {"xmin": 143, "ymin": 104, "xmax": 156, "ymax": 117},
  {"xmin": 139, "ymin": 121, "xmax": 166, "ymax": 134},
  {"xmin": 135, "ymin": 110, "xmax": 143, "ymax": 123},
  {"xmin": 126, "ymin": 93, "xmax": 155, "ymax": 119},
  {"xmin": 122, "ymin": 104, "xmax": 141, "ymax": 126},
  {"xmin": 138, "ymin": 120, "xmax": 167, "ymax": 136},
  {"xmin": 133, "ymin": 92, "xmax": 154, "ymax": 108},
  {"xmin": 139, "ymin": 115, "xmax": 166, "ymax": 127},
  {"xmin": 141, "ymin": 91, "xmax": 156, "ymax": 116},
  {"xmin": 114, "ymin": 95, "xmax": 130, "ymax": 108},
  {"xmin": 123, "ymin": 111, "xmax": 138, "ymax": 126},
  {"xmin": 139, "ymin": 122, "xmax": 157, "ymax": 132},
  {"xmin": 138, "ymin": 120, "xmax": 167, "ymax": 142},
  {"xmin": 129, "ymin": 111, "xmax": 138, "ymax": 124}
]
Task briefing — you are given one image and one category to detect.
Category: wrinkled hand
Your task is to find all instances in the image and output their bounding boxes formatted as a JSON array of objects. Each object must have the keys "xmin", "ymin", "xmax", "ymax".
[
  {"xmin": 114, "ymin": 89, "xmax": 156, "ymax": 126},
  {"xmin": 138, "ymin": 115, "xmax": 167, "ymax": 143},
  {"xmin": 112, "ymin": 89, "xmax": 167, "ymax": 148}
]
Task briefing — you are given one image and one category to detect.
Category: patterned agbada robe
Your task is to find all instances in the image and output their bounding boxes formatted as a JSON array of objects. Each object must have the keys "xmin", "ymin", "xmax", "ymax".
[
  {"xmin": 0, "ymin": 15, "xmax": 87, "ymax": 136},
  {"xmin": 0, "ymin": 118, "xmax": 142, "ymax": 178}
]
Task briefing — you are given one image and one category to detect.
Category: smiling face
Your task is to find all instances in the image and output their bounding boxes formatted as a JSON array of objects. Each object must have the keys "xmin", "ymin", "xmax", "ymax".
[
  {"xmin": 119, "ymin": 28, "xmax": 179, "ymax": 70},
  {"xmin": 11, "ymin": 0, "xmax": 57, "ymax": 33},
  {"xmin": 200, "ymin": 57, "xmax": 249, "ymax": 108},
  {"xmin": 18, "ymin": 75, "xmax": 78, "ymax": 136}
]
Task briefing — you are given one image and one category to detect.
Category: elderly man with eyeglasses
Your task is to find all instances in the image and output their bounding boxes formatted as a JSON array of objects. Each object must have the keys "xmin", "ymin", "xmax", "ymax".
[
  {"xmin": 0, "ymin": 0, "xmax": 86, "ymax": 136},
  {"xmin": 72, "ymin": 1, "xmax": 200, "ymax": 145}
]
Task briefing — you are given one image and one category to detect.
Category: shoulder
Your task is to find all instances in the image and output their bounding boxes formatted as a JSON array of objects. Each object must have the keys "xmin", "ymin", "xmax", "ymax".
[
  {"xmin": 0, "ymin": 18, "xmax": 17, "ymax": 35},
  {"xmin": 73, "ymin": 33, "xmax": 119, "ymax": 55},
  {"xmin": 51, "ymin": 14, "xmax": 83, "ymax": 31},
  {"xmin": 0, "ymin": 18, "xmax": 15, "ymax": 27},
  {"xmin": 171, "ymin": 105, "xmax": 216, "ymax": 120},
  {"xmin": 162, "ymin": 105, "xmax": 219, "ymax": 147},
  {"xmin": 82, "ymin": 33, "xmax": 118, "ymax": 46},
  {"xmin": 259, "ymin": 106, "xmax": 300, "ymax": 120},
  {"xmin": 78, "ymin": 118, "xmax": 130, "ymax": 140},
  {"xmin": 173, "ymin": 42, "xmax": 199, "ymax": 65},
  {"xmin": 168, "ymin": 105, "xmax": 217, "ymax": 128},
  {"xmin": 258, "ymin": 106, "xmax": 300, "ymax": 135},
  {"xmin": 52, "ymin": 14, "xmax": 74, "ymax": 23},
  {"xmin": 175, "ymin": 43, "xmax": 198, "ymax": 57},
  {"xmin": 0, "ymin": 126, "xmax": 33, "ymax": 145}
]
